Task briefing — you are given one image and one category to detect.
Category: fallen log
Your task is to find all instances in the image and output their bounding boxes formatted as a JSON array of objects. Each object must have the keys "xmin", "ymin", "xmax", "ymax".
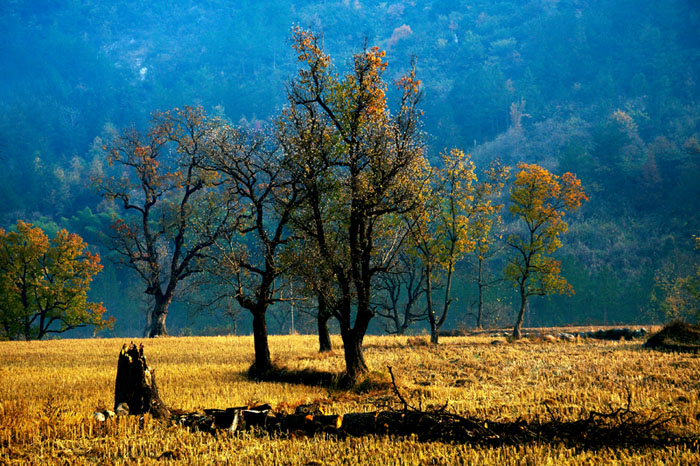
[
  {"xmin": 578, "ymin": 328, "xmax": 648, "ymax": 341},
  {"xmin": 176, "ymin": 405, "xmax": 341, "ymax": 435}
]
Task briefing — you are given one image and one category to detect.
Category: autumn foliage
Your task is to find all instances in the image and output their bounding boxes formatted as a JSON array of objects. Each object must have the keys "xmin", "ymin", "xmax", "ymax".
[
  {"xmin": 0, "ymin": 221, "xmax": 111, "ymax": 340},
  {"xmin": 282, "ymin": 27, "xmax": 427, "ymax": 381},
  {"xmin": 506, "ymin": 163, "xmax": 588, "ymax": 338}
]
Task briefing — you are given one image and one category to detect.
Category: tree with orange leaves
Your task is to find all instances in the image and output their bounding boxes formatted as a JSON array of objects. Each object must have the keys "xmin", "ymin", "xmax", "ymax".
[
  {"xmin": 96, "ymin": 106, "xmax": 241, "ymax": 337},
  {"xmin": 506, "ymin": 163, "xmax": 588, "ymax": 339},
  {"xmin": 281, "ymin": 28, "xmax": 427, "ymax": 382},
  {"xmin": 0, "ymin": 221, "xmax": 111, "ymax": 340}
]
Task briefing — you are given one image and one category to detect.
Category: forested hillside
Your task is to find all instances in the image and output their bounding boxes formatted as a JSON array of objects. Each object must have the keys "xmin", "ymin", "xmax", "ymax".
[{"xmin": 1, "ymin": 0, "xmax": 699, "ymax": 336}]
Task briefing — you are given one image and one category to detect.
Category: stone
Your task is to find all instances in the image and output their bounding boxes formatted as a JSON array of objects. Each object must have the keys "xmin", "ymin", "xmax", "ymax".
[{"xmin": 116, "ymin": 402, "xmax": 130, "ymax": 416}]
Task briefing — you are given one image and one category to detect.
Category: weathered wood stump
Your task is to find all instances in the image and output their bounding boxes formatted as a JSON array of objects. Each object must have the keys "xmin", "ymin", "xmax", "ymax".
[{"xmin": 114, "ymin": 343, "xmax": 170, "ymax": 419}]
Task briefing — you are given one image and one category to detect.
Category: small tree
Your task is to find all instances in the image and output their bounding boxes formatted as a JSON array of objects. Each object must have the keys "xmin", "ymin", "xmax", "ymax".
[
  {"xmin": 374, "ymin": 252, "xmax": 426, "ymax": 335},
  {"xmin": 407, "ymin": 149, "xmax": 478, "ymax": 344},
  {"xmin": 469, "ymin": 161, "xmax": 510, "ymax": 328},
  {"xmin": 200, "ymin": 125, "xmax": 302, "ymax": 375},
  {"xmin": 506, "ymin": 163, "xmax": 588, "ymax": 339},
  {"xmin": 407, "ymin": 150, "xmax": 502, "ymax": 343},
  {"xmin": 97, "ymin": 106, "xmax": 238, "ymax": 337},
  {"xmin": 0, "ymin": 221, "xmax": 111, "ymax": 340}
]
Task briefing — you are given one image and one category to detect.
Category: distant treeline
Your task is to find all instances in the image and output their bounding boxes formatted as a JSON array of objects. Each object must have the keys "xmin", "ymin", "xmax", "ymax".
[{"xmin": 1, "ymin": 0, "xmax": 698, "ymax": 336}]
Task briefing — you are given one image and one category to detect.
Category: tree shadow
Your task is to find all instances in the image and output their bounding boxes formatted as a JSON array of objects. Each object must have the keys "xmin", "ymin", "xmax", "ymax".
[{"xmin": 245, "ymin": 364, "xmax": 391, "ymax": 391}]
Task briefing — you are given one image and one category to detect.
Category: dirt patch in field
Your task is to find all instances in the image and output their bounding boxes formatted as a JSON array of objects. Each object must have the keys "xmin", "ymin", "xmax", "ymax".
[{"xmin": 644, "ymin": 320, "xmax": 700, "ymax": 353}]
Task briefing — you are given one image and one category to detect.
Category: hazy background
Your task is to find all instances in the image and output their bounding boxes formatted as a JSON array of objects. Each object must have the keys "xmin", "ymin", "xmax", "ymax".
[{"xmin": 1, "ymin": 0, "xmax": 699, "ymax": 336}]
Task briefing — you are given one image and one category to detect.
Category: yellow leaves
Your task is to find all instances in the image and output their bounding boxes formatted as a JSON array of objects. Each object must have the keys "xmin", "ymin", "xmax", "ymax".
[
  {"xmin": 508, "ymin": 163, "xmax": 587, "ymax": 298},
  {"xmin": 408, "ymin": 149, "xmax": 486, "ymax": 269},
  {"xmin": 291, "ymin": 26, "xmax": 331, "ymax": 73},
  {"xmin": 510, "ymin": 163, "xmax": 586, "ymax": 228}
]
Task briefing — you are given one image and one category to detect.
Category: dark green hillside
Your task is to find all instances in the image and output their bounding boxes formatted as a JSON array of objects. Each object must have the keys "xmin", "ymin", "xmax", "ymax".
[{"xmin": 1, "ymin": 0, "xmax": 698, "ymax": 336}]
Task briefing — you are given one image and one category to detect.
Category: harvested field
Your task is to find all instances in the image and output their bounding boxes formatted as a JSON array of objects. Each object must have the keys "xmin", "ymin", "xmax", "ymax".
[{"xmin": 1, "ymin": 333, "xmax": 699, "ymax": 465}]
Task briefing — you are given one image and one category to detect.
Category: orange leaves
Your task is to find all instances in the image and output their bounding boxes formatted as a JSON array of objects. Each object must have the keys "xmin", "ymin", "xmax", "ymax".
[
  {"xmin": 397, "ymin": 68, "xmax": 421, "ymax": 96},
  {"xmin": 111, "ymin": 218, "xmax": 138, "ymax": 240},
  {"xmin": 0, "ymin": 221, "xmax": 110, "ymax": 340},
  {"xmin": 291, "ymin": 26, "xmax": 330, "ymax": 73},
  {"xmin": 289, "ymin": 27, "xmax": 398, "ymax": 129},
  {"xmin": 98, "ymin": 104, "xmax": 223, "ymax": 205},
  {"xmin": 366, "ymin": 46, "xmax": 388, "ymax": 71},
  {"xmin": 350, "ymin": 46, "xmax": 389, "ymax": 120},
  {"xmin": 559, "ymin": 171, "xmax": 589, "ymax": 209},
  {"xmin": 507, "ymin": 163, "xmax": 588, "ymax": 299},
  {"xmin": 133, "ymin": 144, "xmax": 151, "ymax": 159}
]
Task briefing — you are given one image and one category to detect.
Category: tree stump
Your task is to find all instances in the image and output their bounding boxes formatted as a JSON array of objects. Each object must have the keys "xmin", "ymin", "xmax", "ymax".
[{"xmin": 114, "ymin": 343, "xmax": 170, "ymax": 419}]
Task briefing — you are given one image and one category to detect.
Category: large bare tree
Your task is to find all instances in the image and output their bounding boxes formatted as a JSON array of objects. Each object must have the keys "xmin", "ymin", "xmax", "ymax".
[
  {"xmin": 199, "ymin": 124, "xmax": 302, "ymax": 375},
  {"xmin": 97, "ymin": 106, "xmax": 239, "ymax": 337}
]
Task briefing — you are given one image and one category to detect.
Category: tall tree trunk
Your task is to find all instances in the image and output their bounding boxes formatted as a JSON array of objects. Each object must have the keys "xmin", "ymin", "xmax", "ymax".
[
  {"xmin": 23, "ymin": 315, "xmax": 31, "ymax": 340},
  {"xmin": 318, "ymin": 314, "xmax": 332, "ymax": 352},
  {"xmin": 149, "ymin": 294, "xmax": 171, "ymax": 337},
  {"xmin": 425, "ymin": 263, "xmax": 439, "ymax": 344},
  {"xmin": 341, "ymin": 327, "xmax": 368, "ymax": 384},
  {"xmin": 251, "ymin": 310, "xmax": 272, "ymax": 375},
  {"xmin": 476, "ymin": 258, "xmax": 484, "ymax": 329},
  {"xmin": 37, "ymin": 312, "xmax": 47, "ymax": 340},
  {"xmin": 432, "ymin": 263, "xmax": 455, "ymax": 345},
  {"xmin": 317, "ymin": 297, "xmax": 332, "ymax": 353},
  {"xmin": 336, "ymin": 292, "xmax": 371, "ymax": 384},
  {"xmin": 513, "ymin": 284, "xmax": 527, "ymax": 339},
  {"xmin": 21, "ymin": 287, "xmax": 31, "ymax": 340}
]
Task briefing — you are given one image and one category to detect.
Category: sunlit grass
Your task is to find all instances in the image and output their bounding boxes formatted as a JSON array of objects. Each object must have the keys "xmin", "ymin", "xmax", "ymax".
[{"xmin": 1, "ymin": 333, "xmax": 699, "ymax": 464}]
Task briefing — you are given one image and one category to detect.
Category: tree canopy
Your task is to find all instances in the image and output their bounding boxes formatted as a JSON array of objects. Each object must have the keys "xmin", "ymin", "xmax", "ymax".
[
  {"xmin": 506, "ymin": 163, "xmax": 588, "ymax": 338},
  {"xmin": 0, "ymin": 221, "xmax": 111, "ymax": 340},
  {"xmin": 281, "ymin": 27, "xmax": 428, "ymax": 381}
]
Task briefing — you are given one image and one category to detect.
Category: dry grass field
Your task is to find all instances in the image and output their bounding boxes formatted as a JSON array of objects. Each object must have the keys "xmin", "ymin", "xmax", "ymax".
[{"xmin": 1, "ymin": 331, "xmax": 699, "ymax": 465}]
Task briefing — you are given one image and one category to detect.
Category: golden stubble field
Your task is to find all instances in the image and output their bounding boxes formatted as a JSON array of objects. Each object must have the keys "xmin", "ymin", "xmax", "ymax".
[{"xmin": 1, "ymin": 332, "xmax": 699, "ymax": 465}]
